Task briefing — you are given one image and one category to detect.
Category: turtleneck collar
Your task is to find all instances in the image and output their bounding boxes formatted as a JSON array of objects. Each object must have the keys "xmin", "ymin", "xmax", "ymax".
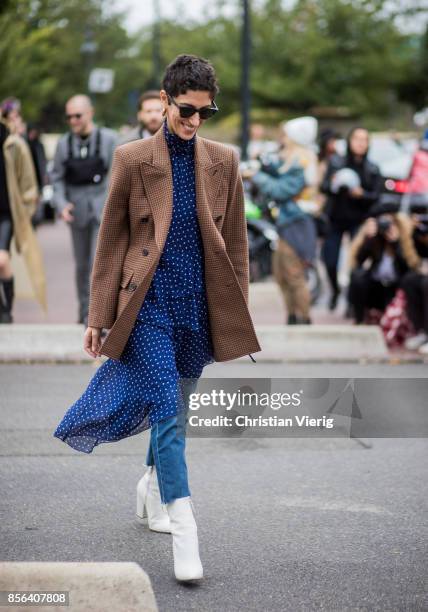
[{"xmin": 163, "ymin": 119, "xmax": 195, "ymax": 155}]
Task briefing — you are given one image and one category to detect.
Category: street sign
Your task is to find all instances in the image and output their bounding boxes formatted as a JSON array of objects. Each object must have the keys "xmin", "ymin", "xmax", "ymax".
[{"xmin": 88, "ymin": 68, "xmax": 115, "ymax": 93}]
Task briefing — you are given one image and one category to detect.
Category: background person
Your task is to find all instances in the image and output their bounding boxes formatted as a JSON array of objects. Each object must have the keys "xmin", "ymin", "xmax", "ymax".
[
  {"xmin": 402, "ymin": 211, "xmax": 428, "ymax": 354},
  {"xmin": 246, "ymin": 116, "xmax": 319, "ymax": 324},
  {"xmin": 25, "ymin": 123, "xmax": 47, "ymax": 196},
  {"xmin": 0, "ymin": 115, "xmax": 46, "ymax": 322},
  {"xmin": 0, "ymin": 97, "xmax": 26, "ymax": 136},
  {"xmin": 348, "ymin": 206, "xmax": 420, "ymax": 324},
  {"xmin": 316, "ymin": 128, "xmax": 340, "ymax": 210},
  {"xmin": 51, "ymin": 94, "xmax": 118, "ymax": 325},
  {"xmin": 405, "ymin": 128, "xmax": 428, "ymax": 195},
  {"xmin": 25, "ymin": 122, "xmax": 48, "ymax": 226},
  {"xmin": 321, "ymin": 127, "xmax": 383, "ymax": 310},
  {"xmin": 119, "ymin": 90, "xmax": 164, "ymax": 144}
]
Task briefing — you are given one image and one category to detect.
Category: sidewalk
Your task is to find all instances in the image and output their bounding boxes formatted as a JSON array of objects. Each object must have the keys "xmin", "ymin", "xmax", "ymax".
[
  {"xmin": 8, "ymin": 221, "xmax": 425, "ymax": 363},
  {"xmin": 13, "ymin": 221, "xmax": 349, "ymax": 326}
]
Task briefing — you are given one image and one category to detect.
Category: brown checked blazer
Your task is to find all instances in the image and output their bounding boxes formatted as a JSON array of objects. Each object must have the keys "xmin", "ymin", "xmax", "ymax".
[{"xmin": 87, "ymin": 124, "xmax": 262, "ymax": 362}]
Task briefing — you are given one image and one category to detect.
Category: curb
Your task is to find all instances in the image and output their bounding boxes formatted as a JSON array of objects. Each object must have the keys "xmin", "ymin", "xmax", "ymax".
[
  {"xmin": 0, "ymin": 562, "xmax": 158, "ymax": 612},
  {"xmin": 0, "ymin": 323, "xmax": 425, "ymax": 364}
]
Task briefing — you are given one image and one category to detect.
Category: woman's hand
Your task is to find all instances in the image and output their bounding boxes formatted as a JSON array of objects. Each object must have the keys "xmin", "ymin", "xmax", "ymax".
[
  {"xmin": 350, "ymin": 186, "xmax": 364, "ymax": 198},
  {"xmin": 84, "ymin": 326, "xmax": 102, "ymax": 358},
  {"xmin": 61, "ymin": 202, "xmax": 75, "ymax": 223}
]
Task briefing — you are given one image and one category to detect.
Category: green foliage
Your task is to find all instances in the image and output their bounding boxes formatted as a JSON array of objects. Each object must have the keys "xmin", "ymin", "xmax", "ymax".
[{"xmin": 0, "ymin": 0, "xmax": 426, "ymax": 132}]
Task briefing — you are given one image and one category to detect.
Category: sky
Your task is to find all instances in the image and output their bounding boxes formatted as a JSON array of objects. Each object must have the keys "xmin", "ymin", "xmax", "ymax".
[
  {"xmin": 112, "ymin": 0, "xmax": 239, "ymax": 33},
  {"xmin": 112, "ymin": 0, "xmax": 427, "ymax": 35}
]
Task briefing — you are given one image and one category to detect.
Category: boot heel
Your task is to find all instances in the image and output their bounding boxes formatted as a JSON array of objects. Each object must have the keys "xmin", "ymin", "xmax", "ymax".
[
  {"xmin": 136, "ymin": 489, "xmax": 148, "ymax": 519},
  {"xmin": 136, "ymin": 467, "xmax": 171, "ymax": 533},
  {"xmin": 136, "ymin": 470, "xmax": 150, "ymax": 519}
]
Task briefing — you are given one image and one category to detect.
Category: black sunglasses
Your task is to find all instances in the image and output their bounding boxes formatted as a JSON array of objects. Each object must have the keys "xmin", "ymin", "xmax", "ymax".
[
  {"xmin": 65, "ymin": 113, "xmax": 83, "ymax": 121},
  {"xmin": 167, "ymin": 95, "xmax": 219, "ymax": 120}
]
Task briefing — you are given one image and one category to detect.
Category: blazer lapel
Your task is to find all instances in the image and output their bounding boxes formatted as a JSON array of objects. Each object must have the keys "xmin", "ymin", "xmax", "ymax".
[
  {"xmin": 139, "ymin": 127, "xmax": 172, "ymax": 252},
  {"xmin": 195, "ymin": 136, "xmax": 224, "ymax": 221},
  {"xmin": 139, "ymin": 125, "xmax": 225, "ymax": 251}
]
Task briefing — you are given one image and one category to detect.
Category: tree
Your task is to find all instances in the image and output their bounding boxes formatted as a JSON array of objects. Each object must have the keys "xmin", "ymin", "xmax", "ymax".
[
  {"xmin": 0, "ymin": 0, "xmax": 140, "ymax": 129},
  {"xmin": 0, "ymin": 0, "xmax": 426, "ymax": 132}
]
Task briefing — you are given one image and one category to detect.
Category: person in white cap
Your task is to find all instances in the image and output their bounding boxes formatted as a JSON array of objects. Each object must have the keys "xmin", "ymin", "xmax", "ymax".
[{"xmin": 245, "ymin": 116, "xmax": 319, "ymax": 324}]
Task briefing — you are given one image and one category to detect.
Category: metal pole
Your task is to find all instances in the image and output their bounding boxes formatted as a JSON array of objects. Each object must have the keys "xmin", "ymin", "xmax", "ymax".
[
  {"xmin": 81, "ymin": 28, "xmax": 98, "ymax": 103},
  {"xmin": 241, "ymin": 0, "xmax": 251, "ymax": 161},
  {"xmin": 151, "ymin": 0, "xmax": 161, "ymax": 88}
]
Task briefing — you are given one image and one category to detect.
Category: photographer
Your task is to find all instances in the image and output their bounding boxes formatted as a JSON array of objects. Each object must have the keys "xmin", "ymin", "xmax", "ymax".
[
  {"xmin": 348, "ymin": 205, "xmax": 420, "ymax": 324},
  {"xmin": 402, "ymin": 212, "xmax": 428, "ymax": 354}
]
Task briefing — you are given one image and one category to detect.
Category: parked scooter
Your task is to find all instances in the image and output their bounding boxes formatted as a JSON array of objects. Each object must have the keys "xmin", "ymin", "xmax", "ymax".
[{"xmin": 244, "ymin": 191, "xmax": 278, "ymax": 282}]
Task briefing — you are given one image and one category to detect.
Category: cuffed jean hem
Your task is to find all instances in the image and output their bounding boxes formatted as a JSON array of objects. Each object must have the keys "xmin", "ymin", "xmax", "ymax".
[
  {"xmin": 145, "ymin": 409, "xmax": 191, "ymax": 505},
  {"xmin": 144, "ymin": 378, "xmax": 199, "ymax": 504}
]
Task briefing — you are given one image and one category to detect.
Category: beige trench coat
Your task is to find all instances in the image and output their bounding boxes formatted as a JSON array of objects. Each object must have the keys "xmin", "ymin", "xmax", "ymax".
[
  {"xmin": 2, "ymin": 123, "xmax": 47, "ymax": 311},
  {"xmin": 87, "ymin": 125, "xmax": 262, "ymax": 362}
]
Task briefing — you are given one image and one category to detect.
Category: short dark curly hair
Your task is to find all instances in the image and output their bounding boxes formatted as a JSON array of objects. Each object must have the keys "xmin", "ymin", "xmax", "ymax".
[{"xmin": 162, "ymin": 54, "xmax": 219, "ymax": 100}]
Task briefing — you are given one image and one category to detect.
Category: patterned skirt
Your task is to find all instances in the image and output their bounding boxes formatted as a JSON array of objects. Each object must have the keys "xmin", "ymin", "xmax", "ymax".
[{"xmin": 53, "ymin": 287, "xmax": 214, "ymax": 453}]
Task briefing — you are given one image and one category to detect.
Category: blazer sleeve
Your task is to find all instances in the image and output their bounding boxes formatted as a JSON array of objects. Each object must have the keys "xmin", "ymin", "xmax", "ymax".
[
  {"xmin": 87, "ymin": 146, "xmax": 131, "ymax": 329},
  {"xmin": 221, "ymin": 148, "xmax": 250, "ymax": 305}
]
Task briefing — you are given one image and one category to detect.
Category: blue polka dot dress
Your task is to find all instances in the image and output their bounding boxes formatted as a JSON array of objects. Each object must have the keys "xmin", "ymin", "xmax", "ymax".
[{"xmin": 53, "ymin": 120, "xmax": 215, "ymax": 454}]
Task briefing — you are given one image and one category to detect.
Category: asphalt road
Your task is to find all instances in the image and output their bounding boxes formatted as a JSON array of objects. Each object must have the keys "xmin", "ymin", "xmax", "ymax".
[{"xmin": 1, "ymin": 363, "xmax": 427, "ymax": 612}]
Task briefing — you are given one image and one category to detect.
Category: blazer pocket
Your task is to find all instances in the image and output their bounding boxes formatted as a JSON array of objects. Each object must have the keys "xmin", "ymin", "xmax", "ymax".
[{"xmin": 119, "ymin": 266, "xmax": 135, "ymax": 289}]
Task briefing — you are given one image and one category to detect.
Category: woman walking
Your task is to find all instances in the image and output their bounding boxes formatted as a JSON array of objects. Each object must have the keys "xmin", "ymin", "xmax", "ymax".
[{"xmin": 53, "ymin": 55, "xmax": 261, "ymax": 582}]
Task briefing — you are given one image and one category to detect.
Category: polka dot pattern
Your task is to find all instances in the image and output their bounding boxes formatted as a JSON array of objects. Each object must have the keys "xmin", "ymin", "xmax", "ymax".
[
  {"xmin": 142, "ymin": 120, "xmax": 205, "ymax": 299},
  {"xmin": 53, "ymin": 121, "xmax": 214, "ymax": 453}
]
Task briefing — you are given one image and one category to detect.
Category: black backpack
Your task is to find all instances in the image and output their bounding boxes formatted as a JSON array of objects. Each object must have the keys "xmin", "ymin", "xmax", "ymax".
[{"xmin": 64, "ymin": 129, "xmax": 107, "ymax": 186}]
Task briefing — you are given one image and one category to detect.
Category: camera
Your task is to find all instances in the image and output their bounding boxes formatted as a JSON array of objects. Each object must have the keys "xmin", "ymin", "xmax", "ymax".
[{"xmin": 377, "ymin": 215, "xmax": 392, "ymax": 235}]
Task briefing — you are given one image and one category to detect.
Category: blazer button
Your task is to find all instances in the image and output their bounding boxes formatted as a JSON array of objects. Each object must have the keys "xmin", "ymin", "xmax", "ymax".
[
  {"xmin": 141, "ymin": 216, "xmax": 149, "ymax": 223},
  {"xmin": 142, "ymin": 248, "xmax": 149, "ymax": 256},
  {"xmin": 128, "ymin": 282, "xmax": 137, "ymax": 292},
  {"xmin": 215, "ymin": 214, "xmax": 223, "ymax": 222}
]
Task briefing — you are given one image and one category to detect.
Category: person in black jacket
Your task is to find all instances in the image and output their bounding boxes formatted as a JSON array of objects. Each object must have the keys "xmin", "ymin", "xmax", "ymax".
[
  {"xmin": 321, "ymin": 127, "xmax": 383, "ymax": 309},
  {"xmin": 348, "ymin": 208, "xmax": 420, "ymax": 324}
]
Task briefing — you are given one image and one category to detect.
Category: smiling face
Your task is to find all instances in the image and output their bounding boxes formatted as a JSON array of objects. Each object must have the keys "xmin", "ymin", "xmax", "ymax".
[{"xmin": 160, "ymin": 89, "xmax": 213, "ymax": 140}]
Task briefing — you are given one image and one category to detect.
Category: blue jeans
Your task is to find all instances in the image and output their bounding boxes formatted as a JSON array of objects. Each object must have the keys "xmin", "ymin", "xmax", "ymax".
[{"xmin": 145, "ymin": 378, "xmax": 198, "ymax": 504}]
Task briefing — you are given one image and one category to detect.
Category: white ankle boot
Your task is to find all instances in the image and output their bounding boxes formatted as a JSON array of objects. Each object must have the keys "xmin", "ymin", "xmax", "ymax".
[
  {"xmin": 166, "ymin": 496, "xmax": 203, "ymax": 582},
  {"xmin": 136, "ymin": 466, "xmax": 171, "ymax": 533}
]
